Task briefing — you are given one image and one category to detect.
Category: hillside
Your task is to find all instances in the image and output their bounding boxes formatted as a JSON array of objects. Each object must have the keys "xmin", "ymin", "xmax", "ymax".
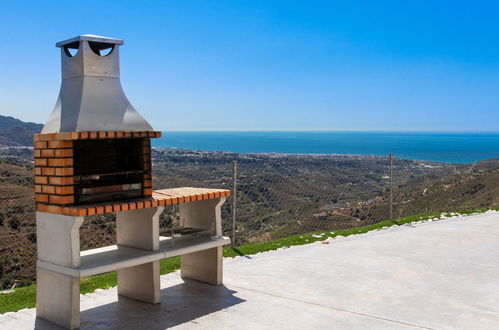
[
  {"xmin": 150, "ymin": 149, "xmax": 498, "ymax": 241},
  {"xmin": 0, "ymin": 149, "xmax": 498, "ymax": 288},
  {"xmin": 0, "ymin": 158, "xmax": 35, "ymax": 289},
  {"xmin": 393, "ymin": 163, "xmax": 499, "ymax": 215},
  {"xmin": 317, "ymin": 162, "xmax": 499, "ymax": 235},
  {"xmin": 0, "ymin": 115, "xmax": 43, "ymax": 146}
]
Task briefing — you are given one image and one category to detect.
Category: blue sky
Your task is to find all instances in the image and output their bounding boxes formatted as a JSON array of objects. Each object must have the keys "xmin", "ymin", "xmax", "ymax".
[{"xmin": 0, "ymin": 0, "xmax": 498, "ymax": 131}]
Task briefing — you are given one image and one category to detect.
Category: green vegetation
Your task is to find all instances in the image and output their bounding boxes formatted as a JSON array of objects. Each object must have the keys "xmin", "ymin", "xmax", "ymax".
[
  {"xmin": 0, "ymin": 285, "xmax": 35, "ymax": 314},
  {"xmin": 1, "ymin": 206, "xmax": 498, "ymax": 315}
]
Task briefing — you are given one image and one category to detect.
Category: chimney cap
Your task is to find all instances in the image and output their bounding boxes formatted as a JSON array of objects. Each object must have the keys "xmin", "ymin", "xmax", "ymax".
[{"xmin": 56, "ymin": 34, "xmax": 124, "ymax": 48}]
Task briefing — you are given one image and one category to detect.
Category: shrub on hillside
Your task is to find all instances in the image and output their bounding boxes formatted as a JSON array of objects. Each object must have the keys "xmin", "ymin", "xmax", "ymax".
[
  {"xmin": 27, "ymin": 231, "xmax": 36, "ymax": 243},
  {"xmin": 8, "ymin": 216, "xmax": 20, "ymax": 231}
]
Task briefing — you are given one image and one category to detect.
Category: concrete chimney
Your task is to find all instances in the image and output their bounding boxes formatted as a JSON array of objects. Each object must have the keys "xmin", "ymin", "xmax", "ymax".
[{"xmin": 42, "ymin": 35, "xmax": 153, "ymax": 133}]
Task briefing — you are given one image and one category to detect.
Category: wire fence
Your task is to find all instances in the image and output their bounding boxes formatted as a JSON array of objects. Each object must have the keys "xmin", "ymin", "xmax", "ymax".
[
  {"xmin": 229, "ymin": 155, "xmax": 498, "ymax": 245},
  {"xmin": 0, "ymin": 151, "xmax": 498, "ymax": 290}
]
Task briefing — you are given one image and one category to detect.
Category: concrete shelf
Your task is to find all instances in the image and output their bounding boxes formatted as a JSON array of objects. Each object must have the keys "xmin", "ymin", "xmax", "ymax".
[{"xmin": 37, "ymin": 235, "xmax": 230, "ymax": 278}]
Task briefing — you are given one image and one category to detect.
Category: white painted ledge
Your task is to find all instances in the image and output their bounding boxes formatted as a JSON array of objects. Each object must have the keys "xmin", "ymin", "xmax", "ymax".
[{"xmin": 37, "ymin": 236, "xmax": 230, "ymax": 278}]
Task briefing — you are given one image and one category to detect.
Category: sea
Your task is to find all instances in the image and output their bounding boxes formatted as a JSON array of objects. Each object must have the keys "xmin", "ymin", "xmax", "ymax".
[{"xmin": 152, "ymin": 131, "xmax": 499, "ymax": 164}]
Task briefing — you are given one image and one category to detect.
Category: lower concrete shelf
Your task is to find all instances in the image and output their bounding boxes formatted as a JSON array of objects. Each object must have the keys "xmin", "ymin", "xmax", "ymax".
[{"xmin": 37, "ymin": 236, "xmax": 230, "ymax": 278}]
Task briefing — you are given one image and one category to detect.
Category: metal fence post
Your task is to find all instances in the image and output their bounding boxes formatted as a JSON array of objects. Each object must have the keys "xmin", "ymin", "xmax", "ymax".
[
  {"xmin": 389, "ymin": 153, "xmax": 394, "ymax": 220},
  {"xmin": 232, "ymin": 160, "xmax": 237, "ymax": 246}
]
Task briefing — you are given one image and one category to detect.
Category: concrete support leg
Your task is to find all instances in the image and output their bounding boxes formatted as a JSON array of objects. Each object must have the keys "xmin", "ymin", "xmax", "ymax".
[
  {"xmin": 36, "ymin": 268, "xmax": 80, "ymax": 329},
  {"xmin": 36, "ymin": 212, "xmax": 84, "ymax": 268},
  {"xmin": 116, "ymin": 207, "xmax": 163, "ymax": 303},
  {"xmin": 117, "ymin": 262, "xmax": 161, "ymax": 303},
  {"xmin": 35, "ymin": 212, "xmax": 84, "ymax": 329},
  {"xmin": 181, "ymin": 247, "xmax": 223, "ymax": 285},
  {"xmin": 179, "ymin": 198, "xmax": 226, "ymax": 285}
]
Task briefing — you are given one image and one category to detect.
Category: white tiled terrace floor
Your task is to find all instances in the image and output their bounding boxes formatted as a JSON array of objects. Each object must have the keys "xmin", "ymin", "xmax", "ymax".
[{"xmin": 1, "ymin": 211, "xmax": 498, "ymax": 329}]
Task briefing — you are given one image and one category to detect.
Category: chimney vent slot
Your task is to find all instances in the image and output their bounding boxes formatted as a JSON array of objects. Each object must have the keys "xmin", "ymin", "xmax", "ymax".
[
  {"xmin": 88, "ymin": 41, "xmax": 114, "ymax": 56},
  {"xmin": 63, "ymin": 41, "xmax": 80, "ymax": 57}
]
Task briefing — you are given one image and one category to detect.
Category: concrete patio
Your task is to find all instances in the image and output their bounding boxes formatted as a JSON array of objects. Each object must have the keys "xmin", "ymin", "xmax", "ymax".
[{"xmin": 1, "ymin": 211, "xmax": 498, "ymax": 329}]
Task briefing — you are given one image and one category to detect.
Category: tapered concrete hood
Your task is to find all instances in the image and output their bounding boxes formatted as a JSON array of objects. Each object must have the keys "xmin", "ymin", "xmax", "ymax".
[{"xmin": 42, "ymin": 35, "xmax": 153, "ymax": 133}]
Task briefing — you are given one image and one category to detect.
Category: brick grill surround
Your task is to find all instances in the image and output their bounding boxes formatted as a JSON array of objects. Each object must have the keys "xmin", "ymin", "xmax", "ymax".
[{"xmin": 34, "ymin": 131, "xmax": 161, "ymax": 210}]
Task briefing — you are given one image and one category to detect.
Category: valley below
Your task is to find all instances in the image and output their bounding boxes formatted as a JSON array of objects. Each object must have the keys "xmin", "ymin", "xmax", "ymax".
[{"xmin": 1, "ymin": 145, "xmax": 498, "ymax": 288}]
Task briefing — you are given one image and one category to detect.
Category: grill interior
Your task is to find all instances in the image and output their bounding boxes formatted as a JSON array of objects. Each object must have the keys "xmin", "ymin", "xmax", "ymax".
[{"xmin": 74, "ymin": 138, "xmax": 145, "ymax": 204}]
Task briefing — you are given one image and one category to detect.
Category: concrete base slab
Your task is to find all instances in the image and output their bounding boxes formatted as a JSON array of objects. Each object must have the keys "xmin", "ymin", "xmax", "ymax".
[{"xmin": 1, "ymin": 212, "xmax": 498, "ymax": 329}]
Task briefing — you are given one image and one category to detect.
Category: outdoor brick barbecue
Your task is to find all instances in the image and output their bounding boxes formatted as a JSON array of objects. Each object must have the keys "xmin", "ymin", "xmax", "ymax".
[{"xmin": 34, "ymin": 35, "xmax": 231, "ymax": 329}]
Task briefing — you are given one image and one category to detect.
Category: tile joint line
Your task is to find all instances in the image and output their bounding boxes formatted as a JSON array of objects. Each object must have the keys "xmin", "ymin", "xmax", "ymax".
[{"xmin": 225, "ymin": 283, "xmax": 436, "ymax": 330}]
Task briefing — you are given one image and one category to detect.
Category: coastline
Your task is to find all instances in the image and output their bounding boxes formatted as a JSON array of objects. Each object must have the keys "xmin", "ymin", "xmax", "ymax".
[{"xmin": 153, "ymin": 131, "xmax": 499, "ymax": 164}]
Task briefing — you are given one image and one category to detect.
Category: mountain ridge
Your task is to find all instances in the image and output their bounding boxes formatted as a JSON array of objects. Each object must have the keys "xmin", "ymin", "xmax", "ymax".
[{"xmin": 0, "ymin": 115, "xmax": 43, "ymax": 146}]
